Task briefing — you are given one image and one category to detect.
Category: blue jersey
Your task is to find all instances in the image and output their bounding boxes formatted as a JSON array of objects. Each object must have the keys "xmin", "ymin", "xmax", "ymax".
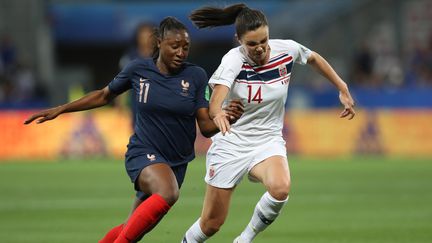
[{"xmin": 109, "ymin": 57, "xmax": 209, "ymax": 166}]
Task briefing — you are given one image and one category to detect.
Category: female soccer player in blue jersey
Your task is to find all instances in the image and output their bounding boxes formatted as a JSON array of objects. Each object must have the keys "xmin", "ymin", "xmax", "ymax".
[
  {"xmin": 24, "ymin": 17, "xmax": 243, "ymax": 243},
  {"xmin": 182, "ymin": 4, "xmax": 356, "ymax": 243}
]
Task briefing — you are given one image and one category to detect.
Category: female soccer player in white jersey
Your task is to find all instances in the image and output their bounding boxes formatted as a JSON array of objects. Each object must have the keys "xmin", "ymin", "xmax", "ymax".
[{"xmin": 182, "ymin": 3, "xmax": 356, "ymax": 243}]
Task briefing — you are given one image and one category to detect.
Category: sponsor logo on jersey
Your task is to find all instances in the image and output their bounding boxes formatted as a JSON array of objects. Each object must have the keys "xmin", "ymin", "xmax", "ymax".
[
  {"xmin": 181, "ymin": 80, "xmax": 190, "ymax": 96},
  {"xmin": 146, "ymin": 154, "xmax": 156, "ymax": 161},
  {"xmin": 140, "ymin": 78, "xmax": 148, "ymax": 82},
  {"xmin": 246, "ymin": 72, "xmax": 257, "ymax": 79}
]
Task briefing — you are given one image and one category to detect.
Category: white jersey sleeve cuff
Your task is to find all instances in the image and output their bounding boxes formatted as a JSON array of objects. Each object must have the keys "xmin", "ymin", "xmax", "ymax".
[{"xmin": 208, "ymin": 79, "xmax": 232, "ymax": 89}]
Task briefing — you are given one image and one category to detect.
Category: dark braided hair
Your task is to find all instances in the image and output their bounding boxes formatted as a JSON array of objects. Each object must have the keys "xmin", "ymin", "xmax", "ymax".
[
  {"xmin": 153, "ymin": 16, "xmax": 188, "ymax": 59},
  {"xmin": 189, "ymin": 3, "xmax": 268, "ymax": 39}
]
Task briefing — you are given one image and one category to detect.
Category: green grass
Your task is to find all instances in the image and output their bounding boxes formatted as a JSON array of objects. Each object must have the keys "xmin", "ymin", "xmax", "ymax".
[{"xmin": 0, "ymin": 157, "xmax": 431, "ymax": 242}]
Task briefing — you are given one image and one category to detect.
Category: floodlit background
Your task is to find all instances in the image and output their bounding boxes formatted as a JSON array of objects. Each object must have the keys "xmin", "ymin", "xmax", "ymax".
[{"xmin": 0, "ymin": 0, "xmax": 431, "ymax": 242}]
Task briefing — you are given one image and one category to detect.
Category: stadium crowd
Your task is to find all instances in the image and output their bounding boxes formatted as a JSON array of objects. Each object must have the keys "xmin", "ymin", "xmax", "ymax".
[
  {"xmin": 0, "ymin": 36, "xmax": 47, "ymax": 107},
  {"xmin": 1, "ymin": 35, "xmax": 431, "ymax": 108}
]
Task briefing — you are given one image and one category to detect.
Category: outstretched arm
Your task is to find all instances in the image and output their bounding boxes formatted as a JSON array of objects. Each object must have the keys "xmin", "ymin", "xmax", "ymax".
[
  {"xmin": 307, "ymin": 51, "xmax": 356, "ymax": 120},
  {"xmin": 24, "ymin": 86, "xmax": 118, "ymax": 124}
]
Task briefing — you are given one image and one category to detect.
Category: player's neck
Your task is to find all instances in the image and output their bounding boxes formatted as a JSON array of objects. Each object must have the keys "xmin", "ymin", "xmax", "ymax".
[
  {"xmin": 155, "ymin": 58, "xmax": 180, "ymax": 76},
  {"xmin": 155, "ymin": 58, "xmax": 169, "ymax": 75}
]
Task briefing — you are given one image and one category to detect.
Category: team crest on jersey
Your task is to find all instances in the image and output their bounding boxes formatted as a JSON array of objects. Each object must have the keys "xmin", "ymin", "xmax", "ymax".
[
  {"xmin": 180, "ymin": 80, "xmax": 190, "ymax": 96},
  {"xmin": 147, "ymin": 154, "xmax": 156, "ymax": 161},
  {"xmin": 278, "ymin": 64, "xmax": 288, "ymax": 77},
  {"xmin": 209, "ymin": 166, "xmax": 215, "ymax": 178}
]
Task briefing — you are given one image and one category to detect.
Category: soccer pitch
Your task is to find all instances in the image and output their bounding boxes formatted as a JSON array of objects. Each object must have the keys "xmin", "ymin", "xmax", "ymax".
[{"xmin": 0, "ymin": 157, "xmax": 431, "ymax": 243}]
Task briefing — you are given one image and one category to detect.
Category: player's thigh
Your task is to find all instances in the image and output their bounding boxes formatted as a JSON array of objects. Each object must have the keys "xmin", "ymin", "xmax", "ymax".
[
  {"xmin": 137, "ymin": 163, "xmax": 179, "ymax": 199},
  {"xmin": 135, "ymin": 163, "xmax": 188, "ymax": 199},
  {"xmin": 249, "ymin": 155, "xmax": 291, "ymax": 192},
  {"xmin": 248, "ymin": 139, "xmax": 290, "ymax": 188},
  {"xmin": 201, "ymin": 184, "xmax": 235, "ymax": 224},
  {"xmin": 205, "ymin": 148, "xmax": 251, "ymax": 188}
]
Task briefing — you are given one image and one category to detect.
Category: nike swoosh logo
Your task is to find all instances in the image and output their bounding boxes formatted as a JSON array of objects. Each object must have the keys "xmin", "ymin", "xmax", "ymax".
[
  {"xmin": 246, "ymin": 73, "xmax": 256, "ymax": 79},
  {"xmin": 140, "ymin": 78, "xmax": 148, "ymax": 82}
]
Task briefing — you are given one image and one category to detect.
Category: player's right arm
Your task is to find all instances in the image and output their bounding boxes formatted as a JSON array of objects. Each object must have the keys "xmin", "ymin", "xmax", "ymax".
[
  {"xmin": 209, "ymin": 84, "xmax": 231, "ymax": 135},
  {"xmin": 208, "ymin": 49, "xmax": 243, "ymax": 135},
  {"xmin": 24, "ymin": 86, "xmax": 118, "ymax": 124}
]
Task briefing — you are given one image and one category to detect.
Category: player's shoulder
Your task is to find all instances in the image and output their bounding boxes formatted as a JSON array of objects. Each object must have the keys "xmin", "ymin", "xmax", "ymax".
[
  {"xmin": 126, "ymin": 57, "xmax": 154, "ymax": 69},
  {"xmin": 224, "ymin": 46, "xmax": 243, "ymax": 58},
  {"xmin": 182, "ymin": 62, "xmax": 206, "ymax": 75},
  {"xmin": 269, "ymin": 39, "xmax": 301, "ymax": 51},
  {"xmin": 220, "ymin": 46, "xmax": 244, "ymax": 65},
  {"xmin": 181, "ymin": 62, "xmax": 208, "ymax": 82}
]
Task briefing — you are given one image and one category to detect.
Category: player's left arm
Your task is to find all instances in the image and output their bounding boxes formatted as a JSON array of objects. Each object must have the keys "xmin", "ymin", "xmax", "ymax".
[
  {"xmin": 307, "ymin": 51, "xmax": 356, "ymax": 120},
  {"xmin": 196, "ymin": 100, "xmax": 244, "ymax": 138}
]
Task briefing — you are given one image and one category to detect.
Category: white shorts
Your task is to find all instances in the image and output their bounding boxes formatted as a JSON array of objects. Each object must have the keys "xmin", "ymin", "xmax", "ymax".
[{"xmin": 204, "ymin": 138, "xmax": 287, "ymax": 189}]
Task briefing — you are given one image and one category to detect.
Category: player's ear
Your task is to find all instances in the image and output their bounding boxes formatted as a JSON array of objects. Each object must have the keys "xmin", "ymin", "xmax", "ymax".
[
  {"xmin": 234, "ymin": 34, "xmax": 241, "ymax": 45},
  {"xmin": 157, "ymin": 37, "xmax": 162, "ymax": 49}
]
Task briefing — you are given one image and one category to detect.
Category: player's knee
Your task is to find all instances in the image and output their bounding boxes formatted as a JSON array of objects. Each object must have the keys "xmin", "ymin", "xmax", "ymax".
[
  {"xmin": 201, "ymin": 218, "xmax": 224, "ymax": 236},
  {"xmin": 158, "ymin": 188, "xmax": 179, "ymax": 206},
  {"xmin": 268, "ymin": 179, "xmax": 290, "ymax": 200}
]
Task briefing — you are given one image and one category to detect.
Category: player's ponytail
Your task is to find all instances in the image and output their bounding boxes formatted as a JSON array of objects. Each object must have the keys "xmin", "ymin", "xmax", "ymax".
[
  {"xmin": 189, "ymin": 3, "xmax": 247, "ymax": 28},
  {"xmin": 153, "ymin": 16, "xmax": 188, "ymax": 59},
  {"xmin": 189, "ymin": 3, "xmax": 268, "ymax": 39}
]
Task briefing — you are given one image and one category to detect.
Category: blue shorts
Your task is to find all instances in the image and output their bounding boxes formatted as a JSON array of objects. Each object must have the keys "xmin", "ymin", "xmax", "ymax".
[{"xmin": 125, "ymin": 153, "xmax": 188, "ymax": 199}]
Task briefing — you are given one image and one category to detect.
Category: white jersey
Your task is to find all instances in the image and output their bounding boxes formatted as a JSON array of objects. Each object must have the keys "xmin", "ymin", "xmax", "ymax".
[{"xmin": 209, "ymin": 39, "xmax": 312, "ymax": 148}]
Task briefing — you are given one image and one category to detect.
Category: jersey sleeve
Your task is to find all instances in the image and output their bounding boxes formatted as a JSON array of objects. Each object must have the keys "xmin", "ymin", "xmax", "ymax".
[
  {"xmin": 108, "ymin": 61, "xmax": 135, "ymax": 94},
  {"xmin": 208, "ymin": 49, "xmax": 243, "ymax": 89},
  {"xmin": 274, "ymin": 39, "xmax": 312, "ymax": 65},
  {"xmin": 288, "ymin": 40, "xmax": 313, "ymax": 65},
  {"xmin": 194, "ymin": 67, "xmax": 210, "ymax": 110}
]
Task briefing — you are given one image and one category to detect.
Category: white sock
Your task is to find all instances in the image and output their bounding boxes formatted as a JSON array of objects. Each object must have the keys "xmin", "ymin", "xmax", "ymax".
[
  {"xmin": 182, "ymin": 218, "xmax": 209, "ymax": 243},
  {"xmin": 239, "ymin": 192, "xmax": 288, "ymax": 242}
]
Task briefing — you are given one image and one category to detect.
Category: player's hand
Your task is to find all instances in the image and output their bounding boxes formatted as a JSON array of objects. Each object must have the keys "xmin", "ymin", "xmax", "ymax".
[
  {"xmin": 24, "ymin": 106, "xmax": 64, "ymax": 125},
  {"xmin": 339, "ymin": 91, "xmax": 355, "ymax": 120},
  {"xmin": 223, "ymin": 99, "xmax": 244, "ymax": 124},
  {"xmin": 212, "ymin": 111, "xmax": 231, "ymax": 135}
]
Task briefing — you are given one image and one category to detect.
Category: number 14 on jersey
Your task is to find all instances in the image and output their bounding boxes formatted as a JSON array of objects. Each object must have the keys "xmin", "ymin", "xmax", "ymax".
[{"xmin": 247, "ymin": 85, "xmax": 263, "ymax": 104}]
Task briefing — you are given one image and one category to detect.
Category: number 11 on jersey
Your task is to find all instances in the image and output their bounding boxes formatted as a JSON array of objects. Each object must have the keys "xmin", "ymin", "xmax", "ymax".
[
  {"xmin": 139, "ymin": 83, "xmax": 150, "ymax": 103},
  {"xmin": 247, "ymin": 85, "xmax": 263, "ymax": 103}
]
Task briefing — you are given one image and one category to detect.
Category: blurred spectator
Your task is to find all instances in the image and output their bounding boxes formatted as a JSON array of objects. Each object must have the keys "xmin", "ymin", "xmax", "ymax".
[
  {"xmin": 0, "ymin": 36, "xmax": 17, "ymax": 75},
  {"xmin": 0, "ymin": 54, "xmax": 3, "ymax": 74},
  {"xmin": 119, "ymin": 22, "xmax": 156, "ymax": 69},
  {"xmin": 0, "ymin": 75, "xmax": 11, "ymax": 102},
  {"xmin": 116, "ymin": 22, "xmax": 156, "ymax": 127},
  {"xmin": 0, "ymin": 36, "xmax": 18, "ymax": 103},
  {"xmin": 10, "ymin": 62, "xmax": 37, "ymax": 102},
  {"xmin": 353, "ymin": 44, "xmax": 374, "ymax": 80},
  {"xmin": 406, "ymin": 36, "xmax": 432, "ymax": 87},
  {"xmin": 351, "ymin": 40, "xmax": 408, "ymax": 89},
  {"xmin": 0, "ymin": 36, "xmax": 47, "ymax": 107},
  {"xmin": 374, "ymin": 50, "xmax": 404, "ymax": 88},
  {"xmin": 351, "ymin": 43, "xmax": 382, "ymax": 88}
]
